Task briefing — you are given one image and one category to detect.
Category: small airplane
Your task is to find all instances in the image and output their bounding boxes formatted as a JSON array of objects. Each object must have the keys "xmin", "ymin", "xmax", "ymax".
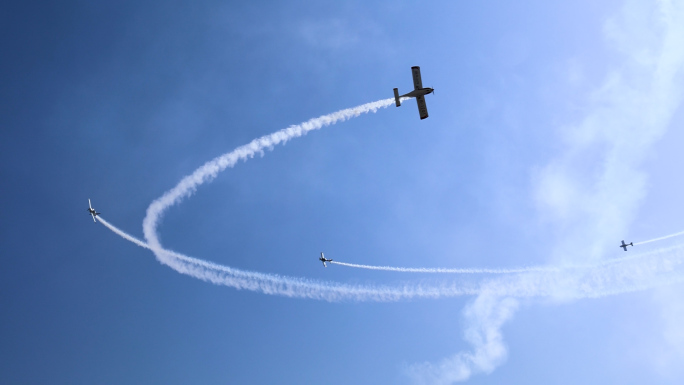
[
  {"xmin": 319, "ymin": 252, "xmax": 333, "ymax": 267},
  {"xmin": 87, "ymin": 199, "xmax": 101, "ymax": 222},
  {"xmin": 393, "ymin": 66, "xmax": 434, "ymax": 120},
  {"xmin": 620, "ymin": 240, "xmax": 633, "ymax": 251}
]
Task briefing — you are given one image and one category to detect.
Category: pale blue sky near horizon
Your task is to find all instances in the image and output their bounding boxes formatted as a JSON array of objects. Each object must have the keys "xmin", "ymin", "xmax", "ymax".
[{"xmin": 2, "ymin": 1, "xmax": 684, "ymax": 384}]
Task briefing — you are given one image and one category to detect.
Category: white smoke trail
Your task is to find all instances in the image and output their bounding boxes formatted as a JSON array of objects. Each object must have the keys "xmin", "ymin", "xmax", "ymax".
[
  {"xmin": 86, "ymin": 98, "xmax": 684, "ymax": 303},
  {"xmin": 99, "ymin": 217, "xmax": 150, "ymax": 250},
  {"xmin": 101, "ymin": 209, "xmax": 684, "ymax": 302},
  {"xmin": 142, "ymin": 97, "xmax": 397, "ymax": 256},
  {"xmin": 330, "ymin": 241, "xmax": 684, "ymax": 274},
  {"xmin": 634, "ymin": 229, "xmax": 684, "ymax": 246},
  {"xmin": 329, "ymin": 260, "xmax": 560, "ymax": 274},
  {"xmin": 101, "ymin": 215, "xmax": 478, "ymax": 301}
]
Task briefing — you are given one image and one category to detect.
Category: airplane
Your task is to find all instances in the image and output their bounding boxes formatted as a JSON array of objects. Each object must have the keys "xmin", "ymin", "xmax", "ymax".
[
  {"xmin": 620, "ymin": 240, "xmax": 633, "ymax": 251},
  {"xmin": 393, "ymin": 66, "xmax": 435, "ymax": 120},
  {"xmin": 319, "ymin": 252, "xmax": 333, "ymax": 267},
  {"xmin": 87, "ymin": 199, "xmax": 101, "ymax": 222}
]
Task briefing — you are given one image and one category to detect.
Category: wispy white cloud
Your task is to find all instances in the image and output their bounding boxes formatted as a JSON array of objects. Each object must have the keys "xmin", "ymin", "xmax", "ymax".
[
  {"xmin": 652, "ymin": 284, "xmax": 684, "ymax": 376},
  {"xmin": 412, "ymin": 0, "xmax": 684, "ymax": 382},
  {"xmin": 534, "ymin": 0, "xmax": 684, "ymax": 264},
  {"xmin": 298, "ymin": 19, "xmax": 362, "ymax": 50},
  {"xmin": 407, "ymin": 294, "xmax": 518, "ymax": 385}
]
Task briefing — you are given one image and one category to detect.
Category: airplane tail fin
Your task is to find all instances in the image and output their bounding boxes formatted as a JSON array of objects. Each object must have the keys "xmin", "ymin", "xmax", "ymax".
[{"xmin": 393, "ymin": 88, "xmax": 401, "ymax": 107}]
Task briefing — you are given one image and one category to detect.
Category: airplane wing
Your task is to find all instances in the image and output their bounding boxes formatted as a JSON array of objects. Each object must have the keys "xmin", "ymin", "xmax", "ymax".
[
  {"xmin": 416, "ymin": 95, "xmax": 429, "ymax": 120},
  {"xmin": 411, "ymin": 66, "xmax": 423, "ymax": 90}
]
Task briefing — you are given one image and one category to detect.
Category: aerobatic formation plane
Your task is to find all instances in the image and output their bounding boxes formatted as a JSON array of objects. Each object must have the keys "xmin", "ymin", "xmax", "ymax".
[
  {"xmin": 394, "ymin": 66, "xmax": 434, "ymax": 120},
  {"xmin": 620, "ymin": 240, "xmax": 633, "ymax": 251},
  {"xmin": 319, "ymin": 252, "xmax": 333, "ymax": 267},
  {"xmin": 87, "ymin": 199, "xmax": 101, "ymax": 222}
]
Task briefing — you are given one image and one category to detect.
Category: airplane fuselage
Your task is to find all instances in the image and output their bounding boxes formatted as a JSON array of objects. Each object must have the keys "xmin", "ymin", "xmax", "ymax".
[{"xmin": 400, "ymin": 87, "xmax": 434, "ymax": 99}]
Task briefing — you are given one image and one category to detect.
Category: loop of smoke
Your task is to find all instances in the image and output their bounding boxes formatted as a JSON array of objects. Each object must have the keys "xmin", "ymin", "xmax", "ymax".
[{"xmin": 95, "ymin": 98, "xmax": 684, "ymax": 302}]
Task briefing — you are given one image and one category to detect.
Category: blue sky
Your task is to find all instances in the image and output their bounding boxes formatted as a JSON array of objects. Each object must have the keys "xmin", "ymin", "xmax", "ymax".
[{"xmin": 2, "ymin": 1, "xmax": 684, "ymax": 384}]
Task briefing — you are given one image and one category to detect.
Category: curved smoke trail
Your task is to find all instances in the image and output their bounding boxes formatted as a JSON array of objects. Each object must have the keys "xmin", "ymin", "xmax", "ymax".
[
  {"xmin": 143, "ymin": 98, "xmax": 395, "ymax": 252},
  {"xmin": 101, "ymin": 213, "xmax": 684, "ymax": 301},
  {"xmin": 90, "ymin": 98, "xmax": 684, "ymax": 302},
  {"xmin": 99, "ymin": 216, "xmax": 478, "ymax": 301}
]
